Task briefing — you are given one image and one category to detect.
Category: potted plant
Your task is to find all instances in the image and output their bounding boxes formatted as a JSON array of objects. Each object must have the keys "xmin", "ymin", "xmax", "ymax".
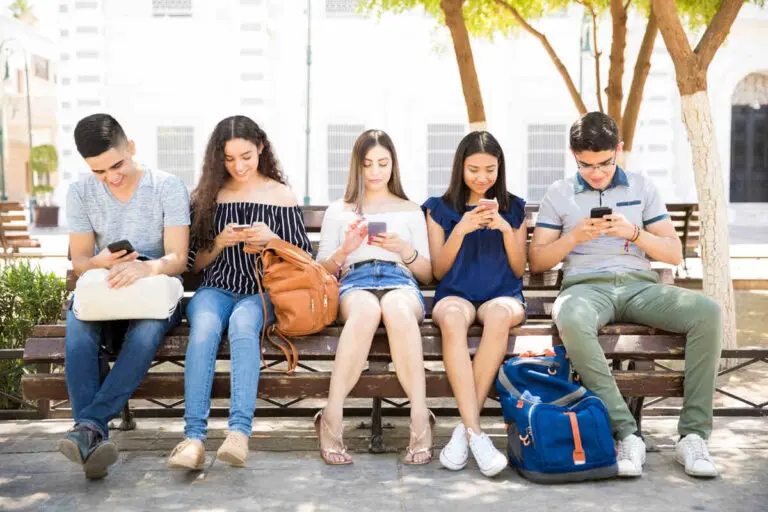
[{"xmin": 30, "ymin": 144, "xmax": 59, "ymax": 228}]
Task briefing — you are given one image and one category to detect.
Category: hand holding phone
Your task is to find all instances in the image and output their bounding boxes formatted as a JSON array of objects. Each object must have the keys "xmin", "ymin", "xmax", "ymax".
[
  {"xmin": 231, "ymin": 224, "xmax": 251, "ymax": 233},
  {"xmin": 108, "ymin": 239, "xmax": 136, "ymax": 254},
  {"xmin": 478, "ymin": 198, "xmax": 498, "ymax": 211}
]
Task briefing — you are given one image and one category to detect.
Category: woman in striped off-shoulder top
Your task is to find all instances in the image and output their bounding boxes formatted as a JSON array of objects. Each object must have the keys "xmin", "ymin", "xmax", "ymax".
[{"xmin": 167, "ymin": 115, "xmax": 311, "ymax": 470}]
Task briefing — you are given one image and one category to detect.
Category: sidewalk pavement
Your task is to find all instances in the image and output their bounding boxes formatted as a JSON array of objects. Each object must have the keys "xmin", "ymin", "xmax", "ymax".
[{"xmin": 1, "ymin": 416, "xmax": 766, "ymax": 511}]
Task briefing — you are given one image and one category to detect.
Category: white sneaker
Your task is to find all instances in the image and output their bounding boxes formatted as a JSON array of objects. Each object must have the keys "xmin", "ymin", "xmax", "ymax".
[
  {"xmin": 616, "ymin": 434, "xmax": 646, "ymax": 477},
  {"xmin": 439, "ymin": 424, "xmax": 469, "ymax": 471},
  {"xmin": 675, "ymin": 434, "xmax": 718, "ymax": 478},
  {"xmin": 467, "ymin": 428, "xmax": 508, "ymax": 477}
]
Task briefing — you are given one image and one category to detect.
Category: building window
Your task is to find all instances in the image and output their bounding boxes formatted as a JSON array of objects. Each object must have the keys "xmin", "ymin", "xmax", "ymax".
[
  {"xmin": 326, "ymin": 0, "xmax": 362, "ymax": 17},
  {"xmin": 62, "ymin": 125, "xmax": 72, "ymax": 132},
  {"xmin": 62, "ymin": 101, "xmax": 71, "ymax": 109},
  {"xmin": 240, "ymin": 0, "xmax": 262, "ymax": 4},
  {"xmin": 60, "ymin": 4, "xmax": 68, "ymax": 13},
  {"xmin": 75, "ymin": 2, "xmax": 98, "ymax": 8},
  {"xmin": 76, "ymin": 50, "xmax": 99, "ymax": 59},
  {"xmin": 648, "ymin": 119, "xmax": 669, "ymax": 126},
  {"xmin": 60, "ymin": 29, "xmax": 69, "ymax": 37},
  {"xmin": 240, "ymin": 72, "xmax": 264, "ymax": 81},
  {"xmin": 527, "ymin": 123, "xmax": 567, "ymax": 202},
  {"xmin": 76, "ymin": 26, "xmax": 99, "ymax": 34},
  {"xmin": 327, "ymin": 124, "xmax": 364, "ymax": 201},
  {"xmin": 240, "ymin": 48, "xmax": 264, "ymax": 56},
  {"xmin": 241, "ymin": 98, "xmax": 264, "ymax": 106},
  {"xmin": 648, "ymin": 144, "xmax": 669, "ymax": 152},
  {"xmin": 152, "ymin": 0, "xmax": 192, "ymax": 17},
  {"xmin": 241, "ymin": 23, "xmax": 262, "ymax": 31},
  {"xmin": 157, "ymin": 126, "xmax": 195, "ymax": 186},
  {"xmin": 427, "ymin": 123, "xmax": 464, "ymax": 197},
  {"xmin": 77, "ymin": 75, "xmax": 100, "ymax": 83},
  {"xmin": 61, "ymin": 77, "xmax": 71, "ymax": 86},
  {"xmin": 648, "ymin": 95, "xmax": 667, "ymax": 103},
  {"xmin": 32, "ymin": 56, "xmax": 50, "ymax": 80},
  {"xmin": 77, "ymin": 99, "xmax": 101, "ymax": 107}
]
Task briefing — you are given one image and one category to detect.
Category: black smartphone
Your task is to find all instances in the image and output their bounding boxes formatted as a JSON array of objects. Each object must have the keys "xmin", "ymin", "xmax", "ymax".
[
  {"xmin": 590, "ymin": 207, "xmax": 613, "ymax": 219},
  {"xmin": 107, "ymin": 239, "xmax": 136, "ymax": 254}
]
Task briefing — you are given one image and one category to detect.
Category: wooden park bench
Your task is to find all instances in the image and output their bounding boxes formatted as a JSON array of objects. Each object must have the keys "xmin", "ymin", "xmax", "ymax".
[
  {"xmin": 22, "ymin": 203, "xmax": 740, "ymax": 453},
  {"xmin": 0, "ymin": 202, "xmax": 41, "ymax": 257}
]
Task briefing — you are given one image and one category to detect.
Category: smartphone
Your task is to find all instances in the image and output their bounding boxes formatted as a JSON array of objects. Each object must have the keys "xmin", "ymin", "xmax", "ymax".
[
  {"xmin": 367, "ymin": 221, "xmax": 387, "ymax": 238},
  {"xmin": 590, "ymin": 207, "xmax": 613, "ymax": 219},
  {"xmin": 231, "ymin": 224, "xmax": 251, "ymax": 232},
  {"xmin": 107, "ymin": 239, "xmax": 136, "ymax": 254},
  {"xmin": 478, "ymin": 198, "xmax": 498, "ymax": 211}
]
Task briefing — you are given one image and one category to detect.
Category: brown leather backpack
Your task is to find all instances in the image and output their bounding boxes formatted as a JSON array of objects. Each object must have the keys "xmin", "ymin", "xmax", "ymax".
[{"xmin": 245, "ymin": 239, "xmax": 339, "ymax": 372}]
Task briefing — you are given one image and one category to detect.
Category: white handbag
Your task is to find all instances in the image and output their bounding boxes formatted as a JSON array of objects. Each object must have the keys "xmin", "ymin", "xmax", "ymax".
[{"xmin": 72, "ymin": 268, "xmax": 184, "ymax": 321}]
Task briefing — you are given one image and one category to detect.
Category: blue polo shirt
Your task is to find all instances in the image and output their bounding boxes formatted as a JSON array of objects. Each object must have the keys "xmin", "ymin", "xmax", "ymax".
[{"xmin": 535, "ymin": 167, "xmax": 669, "ymax": 278}]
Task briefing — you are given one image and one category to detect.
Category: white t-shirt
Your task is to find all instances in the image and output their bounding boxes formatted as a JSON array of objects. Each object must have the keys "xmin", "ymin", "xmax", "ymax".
[{"xmin": 315, "ymin": 199, "xmax": 431, "ymax": 269}]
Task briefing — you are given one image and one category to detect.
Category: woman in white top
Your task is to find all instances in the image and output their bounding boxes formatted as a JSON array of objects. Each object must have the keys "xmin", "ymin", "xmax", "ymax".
[{"xmin": 315, "ymin": 129, "xmax": 433, "ymax": 465}]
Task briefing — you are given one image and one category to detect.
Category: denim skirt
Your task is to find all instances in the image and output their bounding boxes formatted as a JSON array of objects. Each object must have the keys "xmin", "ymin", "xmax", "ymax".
[{"xmin": 339, "ymin": 260, "xmax": 426, "ymax": 318}]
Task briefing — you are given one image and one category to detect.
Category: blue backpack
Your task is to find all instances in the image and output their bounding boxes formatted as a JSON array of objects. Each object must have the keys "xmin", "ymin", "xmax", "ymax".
[{"xmin": 496, "ymin": 346, "xmax": 618, "ymax": 483}]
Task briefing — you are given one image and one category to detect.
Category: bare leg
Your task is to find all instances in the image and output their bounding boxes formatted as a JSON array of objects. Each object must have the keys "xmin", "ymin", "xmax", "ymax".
[
  {"xmin": 379, "ymin": 289, "xmax": 431, "ymax": 464},
  {"xmin": 320, "ymin": 290, "xmax": 381, "ymax": 464}
]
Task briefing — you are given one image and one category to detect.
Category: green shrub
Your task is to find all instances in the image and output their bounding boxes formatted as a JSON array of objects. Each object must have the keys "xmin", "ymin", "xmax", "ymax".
[{"xmin": 0, "ymin": 260, "xmax": 68, "ymax": 409}]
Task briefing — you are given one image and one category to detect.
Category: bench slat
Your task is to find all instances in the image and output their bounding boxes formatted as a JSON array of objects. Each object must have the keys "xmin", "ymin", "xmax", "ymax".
[
  {"xmin": 21, "ymin": 370, "xmax": 685, "ymax": 401},
  {"xmin": 23, "ymin": 324, "xmax": 685, "ymax": 363}
]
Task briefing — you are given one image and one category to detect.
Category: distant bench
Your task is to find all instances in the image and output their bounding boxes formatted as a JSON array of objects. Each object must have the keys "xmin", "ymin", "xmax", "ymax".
[{"xmin": 0, "ymin": 202, "xmax": 41, "ymax": 257}]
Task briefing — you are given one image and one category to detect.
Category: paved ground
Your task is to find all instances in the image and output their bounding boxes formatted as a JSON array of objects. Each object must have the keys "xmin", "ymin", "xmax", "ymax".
[{"xmin": 0, "ymin": 416, "xmax": 766, "ymax": 511}]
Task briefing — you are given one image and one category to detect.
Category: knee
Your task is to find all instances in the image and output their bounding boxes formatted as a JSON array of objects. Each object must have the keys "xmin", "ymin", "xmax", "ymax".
[
  {"xmin": 380, "ymin": 292, "xmax": 419, "ymax": 324},
  {"xmin": 690, "ymin": 295, "xmax": 722, "ymax": 344},
  {"xmin": 482, "ymin": 303, "xmax": 516, "ymax": 327},
  {"xmin": 129, "ymin": 320, "xmax": 168, "ymax": 351},
  {"xmin": 437, "ymin": 304, "xmax": 469, "ymax": 331},
  {"xmin": 553, "ymin": 299, "xmax": 598, "ymax": 338}
]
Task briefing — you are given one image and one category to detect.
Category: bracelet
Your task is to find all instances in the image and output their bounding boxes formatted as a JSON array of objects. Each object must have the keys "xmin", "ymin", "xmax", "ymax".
[
  {"xmin": 403, "ymin": 248, "xmax": 419, "ymax": 265},
  {"xmin": 630, "ymin": 225, "xmax": 641, "ymax": 243},
  {"xmin": 330, "ymin": 254, "xmax": 344, "ymax": 279}
]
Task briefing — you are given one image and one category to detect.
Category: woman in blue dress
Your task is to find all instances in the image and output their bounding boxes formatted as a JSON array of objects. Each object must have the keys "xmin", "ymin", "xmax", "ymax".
[{"xmin": 422, "ymin": 131, "xmax": 527, "ymax": 478}]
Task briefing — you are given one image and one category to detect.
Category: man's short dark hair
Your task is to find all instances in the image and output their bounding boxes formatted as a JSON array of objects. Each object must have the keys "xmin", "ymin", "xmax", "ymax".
[
  {"xmin": 570, "ymin": 112, "xmax": 620, "ymax": 152},
  {"xmin": 73, "ymin": 114, "xmax": 129, "ymax": 158}
]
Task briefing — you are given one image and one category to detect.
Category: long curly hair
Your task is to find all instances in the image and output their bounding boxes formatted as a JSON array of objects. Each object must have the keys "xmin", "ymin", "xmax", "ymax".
[{"xmin": 190, "ymin": 115, "xmax": 285, "ymax": 252}]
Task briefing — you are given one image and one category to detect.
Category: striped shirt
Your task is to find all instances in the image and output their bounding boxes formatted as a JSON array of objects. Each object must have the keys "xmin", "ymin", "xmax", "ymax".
[{"xmin": 188, "ymin": 202, "xmax": 312, "ymax": 294}]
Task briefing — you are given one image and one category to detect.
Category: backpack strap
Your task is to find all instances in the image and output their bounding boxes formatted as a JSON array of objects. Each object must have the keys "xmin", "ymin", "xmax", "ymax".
[{"xmin": 564, "ymin": 411, "xmax": 586, "ymax": 465}]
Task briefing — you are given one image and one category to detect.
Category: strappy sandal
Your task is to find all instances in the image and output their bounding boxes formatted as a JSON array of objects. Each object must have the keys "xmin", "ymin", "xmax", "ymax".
[
  {"xmin": 404, "ymin": 410, "xmax": 436, "ymax": 465},
  {"xmin": 314, "ymin": 409, "xmax": 353, "ymax": 465}
]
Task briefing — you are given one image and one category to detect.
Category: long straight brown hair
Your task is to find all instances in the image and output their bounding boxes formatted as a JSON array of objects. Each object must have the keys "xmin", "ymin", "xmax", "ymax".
[{"xmin": 343, "ymin": 129, "xmax": 408, "ymax": 213}]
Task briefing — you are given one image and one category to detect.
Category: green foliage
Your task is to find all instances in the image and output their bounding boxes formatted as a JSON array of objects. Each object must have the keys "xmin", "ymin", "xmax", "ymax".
[
  {"xmin": 0, "ymin": 260, "xmax": 68, "ymax": 409},
  {"xmin": 8, "ymin": 0, "xmax": 31, "ymax": 19},
  {"xmin": 32, "ymin": 184, "xmax": 54, "ymax": 195},
  {"xmin": 30, "ymin": 144, "xmax": 58, "ymax": 175}
]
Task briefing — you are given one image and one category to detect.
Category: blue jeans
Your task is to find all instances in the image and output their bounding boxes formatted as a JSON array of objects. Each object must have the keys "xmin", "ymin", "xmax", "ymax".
[
  {"xmin": 184, "ymin": 287, "xmax": 275, "ymax": 440},
  {"xmin": 65, "ymin": 305, "xmax": 181, "ymax": 438}
]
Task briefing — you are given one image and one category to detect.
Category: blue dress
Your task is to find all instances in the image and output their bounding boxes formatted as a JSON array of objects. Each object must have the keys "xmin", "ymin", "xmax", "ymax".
[{"xmin": 422, "ymin": 195, "xmax": 527, "ymax": 306}]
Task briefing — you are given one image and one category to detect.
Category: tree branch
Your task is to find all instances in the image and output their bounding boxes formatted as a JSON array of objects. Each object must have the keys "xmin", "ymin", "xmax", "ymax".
[
  {"xmin": 623, "ymin": 0, "xmax": 632, "ymax": 10},
  {"xmin": 494, "ymin": 0, "xmax": 587, "ymax": 113},
  {"xmin": 694, "ymin": 0, "xmax": 744, "ymax": 68},
  {"xmin": 440, "ymin": 0, "xmax": 486, "ymax": 126},
  {"xmin": 589, "ymin": 4, "xmax": 604, "ymax": 113},
  {"xmin": 606, "ymin": 0, "xmax": 628, "ymax": 130},
  {"xmin": 622, "ymin": 5, "xmax": 658, "ymax": 152}
]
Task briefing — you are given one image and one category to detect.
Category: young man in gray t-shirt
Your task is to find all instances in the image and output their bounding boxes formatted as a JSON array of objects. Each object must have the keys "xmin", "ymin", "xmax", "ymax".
[
  {"xmin": 58, "ymin": 114, "xmax": 190, "ymax": 479},
  {"xmin": 530, "ymin": 112, "xmax": 722, "ymax": 479}
]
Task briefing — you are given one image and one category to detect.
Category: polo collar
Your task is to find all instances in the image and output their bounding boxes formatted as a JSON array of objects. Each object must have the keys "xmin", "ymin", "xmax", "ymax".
[{"xmin": 574, "ymin": 166, "xmax": 629, "ymax": 194}]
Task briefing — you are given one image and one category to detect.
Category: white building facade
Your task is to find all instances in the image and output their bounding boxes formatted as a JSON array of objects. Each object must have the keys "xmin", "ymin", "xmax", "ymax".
[{"xmin": 54, "ymin": 0, "xmax": 768, "ymax": 225}]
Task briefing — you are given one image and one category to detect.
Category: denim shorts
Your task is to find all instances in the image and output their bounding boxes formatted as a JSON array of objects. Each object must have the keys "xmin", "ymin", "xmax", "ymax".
[{"xmin": 339, "ymin": 260, "xmax": 426, "ymax": 319}]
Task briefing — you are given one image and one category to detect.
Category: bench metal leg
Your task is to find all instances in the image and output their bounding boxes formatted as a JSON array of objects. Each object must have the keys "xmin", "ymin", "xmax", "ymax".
[
  {"xmin": 117, "ymin": 405, "xmax": 136, "ymax": 431},
  {"xmin": 369, "ymin": 397, "xmax": 385, "ymax": 453}
]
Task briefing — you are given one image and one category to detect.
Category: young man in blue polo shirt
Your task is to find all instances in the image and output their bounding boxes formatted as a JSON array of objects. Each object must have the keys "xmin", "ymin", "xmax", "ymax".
[{"xmin": 529, "ymin": 112, "xmax": 721, "ymax": 478}]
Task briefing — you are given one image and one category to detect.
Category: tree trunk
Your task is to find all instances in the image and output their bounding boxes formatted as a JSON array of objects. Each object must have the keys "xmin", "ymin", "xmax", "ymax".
[
  {"xmin": 606, "ymin": 0, "xmax": 628, "ymax": 132},
  {"xmin": 440, "ymin": 0, "xmax": 486, "ymax": 129},
  {"xmin": 622, "ymin": 7, "xmax": 658, "ymax": 154},
  {"xmin": 680, "ymin": 91, "xmax": 737, "ymax": 356}
]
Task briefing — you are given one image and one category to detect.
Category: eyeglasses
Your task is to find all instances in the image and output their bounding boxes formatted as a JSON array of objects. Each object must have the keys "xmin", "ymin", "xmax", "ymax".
[{"xmin": 575, "ymin": 153, "xmax": 617, "ymax": 173}]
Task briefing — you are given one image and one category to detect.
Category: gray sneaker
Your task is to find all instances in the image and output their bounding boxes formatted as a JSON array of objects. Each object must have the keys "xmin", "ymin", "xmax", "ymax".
[{"xmin": 57, "ymin": 424, "xmax": 118, "ymax": 479}]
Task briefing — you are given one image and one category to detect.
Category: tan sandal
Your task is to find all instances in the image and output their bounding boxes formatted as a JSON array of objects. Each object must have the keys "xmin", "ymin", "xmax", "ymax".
[
  {"xmin": 314, "ymin": 410, "xmax": 353, "ymax": 465},
  {"xmin": 404, "ymin": 410, "xmax": 436, "ymax": 465}
]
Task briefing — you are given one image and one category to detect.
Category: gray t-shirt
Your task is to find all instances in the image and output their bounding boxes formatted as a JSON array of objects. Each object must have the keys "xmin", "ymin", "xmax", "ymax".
[{"xmin": 66, "ymin": 166, "xmax": 190, "ymax": 259}]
